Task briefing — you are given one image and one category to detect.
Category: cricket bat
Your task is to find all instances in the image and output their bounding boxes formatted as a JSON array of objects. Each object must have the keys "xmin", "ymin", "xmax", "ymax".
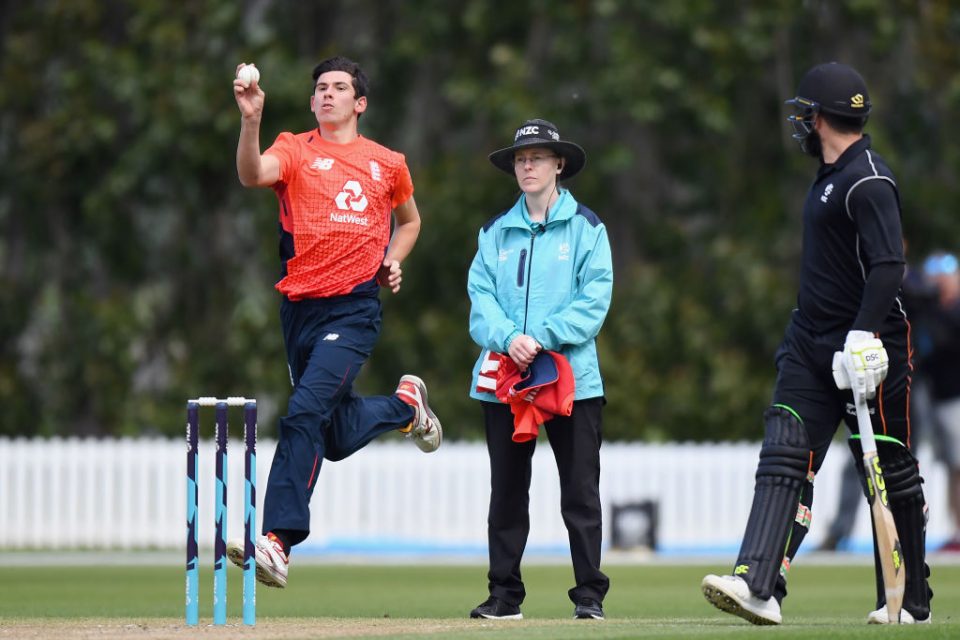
[{"xmin": 854, "ymin": 391, "xmax": 905, "ymax": 623}]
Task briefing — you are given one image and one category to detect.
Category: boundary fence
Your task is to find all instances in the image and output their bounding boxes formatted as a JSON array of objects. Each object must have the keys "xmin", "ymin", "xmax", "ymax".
[{"xmin": 0, "ymin": 438, "xmax": 949, "ymax": 556}]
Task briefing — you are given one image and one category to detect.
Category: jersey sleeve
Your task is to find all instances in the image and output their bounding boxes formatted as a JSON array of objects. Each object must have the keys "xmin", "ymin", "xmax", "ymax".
[
  {"xmin": 853, "ymin": 261, "xmax": 904, "ymax": 332},
  {"xmin": 849, "ymin": 177, "xmax": 906, "ymax": 331},
  {"xmin": 264, "ymin": 132, "xmax": 300, "ymax": 185},
  {"xmin": 391, "ymin": 156, "xmax": 414, "ymax": 208},
  {"xmin": 849, "ymin": 177, "xmax": 905, "ymax": 268}
]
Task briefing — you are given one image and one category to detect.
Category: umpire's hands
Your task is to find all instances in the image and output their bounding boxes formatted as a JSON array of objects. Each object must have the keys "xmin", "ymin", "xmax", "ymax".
[
  {"xmin": 507, "ymin": 334, "xmax": 541, "ymax": 373},
  {"xmin": 832, "ymin": 330, "xmax": 889, "ymax": 400}
]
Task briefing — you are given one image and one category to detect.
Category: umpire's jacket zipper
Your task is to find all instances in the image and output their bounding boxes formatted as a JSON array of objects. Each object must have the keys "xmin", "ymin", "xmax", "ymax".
[{"xmin": 519, "ymin": 223, "xmax": 544, "ymax": 333}]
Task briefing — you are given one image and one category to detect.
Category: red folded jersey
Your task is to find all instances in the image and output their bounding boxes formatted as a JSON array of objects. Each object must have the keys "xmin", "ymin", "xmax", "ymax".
[
  {"xmin": 266, "ymin": 131, "xmax": 414, "ymax": 299},
  {"xmin": 493, "ymin": 351, "xmax": 576, "ymax": 442}
]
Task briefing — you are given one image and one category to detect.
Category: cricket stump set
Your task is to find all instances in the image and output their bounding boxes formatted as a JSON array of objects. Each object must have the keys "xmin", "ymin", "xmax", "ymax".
[{"xmin": 185, "ymin": 397, "xmax": 258, "ymax": 626}]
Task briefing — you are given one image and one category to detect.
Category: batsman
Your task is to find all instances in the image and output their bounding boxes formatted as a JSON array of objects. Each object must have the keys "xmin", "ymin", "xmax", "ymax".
[{"xmin": 701, "ymin": 62, "xmax": 932, "ymax": 625}]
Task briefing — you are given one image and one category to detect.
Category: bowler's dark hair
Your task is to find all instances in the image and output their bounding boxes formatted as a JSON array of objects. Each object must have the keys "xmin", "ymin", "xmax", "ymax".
[
  {"xmin": 312, "ymin": 56, "xmax": 369, "ymax": 99},
  {"xmin": 821, "ymin": 110, "xmax": 868, "ymax": 135}
]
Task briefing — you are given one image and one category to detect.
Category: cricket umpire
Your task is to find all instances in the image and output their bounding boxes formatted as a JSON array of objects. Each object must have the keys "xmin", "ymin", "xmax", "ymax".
[{"xmin": 701, "ymin": 62, "xmax": 932, "ymax": 625}]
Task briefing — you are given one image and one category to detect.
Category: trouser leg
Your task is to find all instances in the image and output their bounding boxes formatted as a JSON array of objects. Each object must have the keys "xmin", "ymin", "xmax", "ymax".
[
  {"xmin": 324, "ymin": 390, "xmax": 414, "ymax": 461},
  {"xmin": 545, "ymin": 398, "xmax": 609, "ymax": 604},
  {"xmin": 482, "ymin": 401, "xmax": 535, "ymax": 605},
  {"xmin": 263, "ymin": 295, "xmax": 403, "ymax": 547}
]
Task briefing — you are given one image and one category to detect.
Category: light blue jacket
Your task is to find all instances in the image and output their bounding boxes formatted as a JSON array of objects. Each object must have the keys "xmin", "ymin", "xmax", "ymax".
[{"xmin": 468, "ymin": 188, "xmax": 613, "ymax": 401}]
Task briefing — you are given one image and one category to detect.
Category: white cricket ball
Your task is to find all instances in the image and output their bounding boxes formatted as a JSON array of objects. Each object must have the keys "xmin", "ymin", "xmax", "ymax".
[{"xmin": 237, "ymin": 64, "xmax": 260, "ymax": 86}]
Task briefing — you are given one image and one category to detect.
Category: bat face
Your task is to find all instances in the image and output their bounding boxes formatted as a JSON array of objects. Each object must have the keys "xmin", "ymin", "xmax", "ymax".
[
  {"xmin": 866, "ymin": 456, "xmax": 904, "ymax": 570},
  {"xmin": 864, "ymin": 450, "xmax": 905, "ymax": 622}
]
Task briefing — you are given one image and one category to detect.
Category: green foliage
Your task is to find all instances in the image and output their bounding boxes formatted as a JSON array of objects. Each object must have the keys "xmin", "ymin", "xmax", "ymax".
[{"xmin": 2, "ymin": 1, "xmax": 959, "ymax": 440}]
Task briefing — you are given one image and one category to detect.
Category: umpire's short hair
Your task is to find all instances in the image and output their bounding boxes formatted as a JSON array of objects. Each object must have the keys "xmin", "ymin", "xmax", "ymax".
[
  {"xmin": 820, "ymin": 110, "xmax": 868, "ymax": 135},
  {"xmin": 312, "ymin": 56, "xmax": 369, "ymax": 99}
]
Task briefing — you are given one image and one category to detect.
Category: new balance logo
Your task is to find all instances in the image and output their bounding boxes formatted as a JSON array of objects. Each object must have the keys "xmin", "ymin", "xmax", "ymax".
[
  {"xmin": 323, "ymin": 333, "xmax": 340, "ymax": 341},
  {"xmin": 335, "ymin": 180, "xmax": 368, "ymax": 212},
  {"xmin": 311, "ymin": 157, "xmax": 335, "ymax": 171}
]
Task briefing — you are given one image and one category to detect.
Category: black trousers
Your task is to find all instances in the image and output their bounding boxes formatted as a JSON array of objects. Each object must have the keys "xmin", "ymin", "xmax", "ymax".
[{"xmin": 481, "ymin": 398, "xmax": 610, "ymax": 606}]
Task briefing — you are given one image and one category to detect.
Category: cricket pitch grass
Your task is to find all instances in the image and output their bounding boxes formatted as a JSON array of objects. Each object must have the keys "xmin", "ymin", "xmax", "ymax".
[{"xmin": 1, "ymin": 561, "xmax": 957, "ymax": 639}]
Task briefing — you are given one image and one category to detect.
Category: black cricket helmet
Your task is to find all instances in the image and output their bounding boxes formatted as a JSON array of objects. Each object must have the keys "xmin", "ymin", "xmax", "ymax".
[{"xmin": 785, "ymin": 62, "xmax": 871, "ymax": 145}]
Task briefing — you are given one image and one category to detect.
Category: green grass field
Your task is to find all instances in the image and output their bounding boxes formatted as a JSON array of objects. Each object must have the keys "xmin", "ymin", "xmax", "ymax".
[{"xmin": 2, "ymin": 561, "xmax": 957, "ymax": 638}]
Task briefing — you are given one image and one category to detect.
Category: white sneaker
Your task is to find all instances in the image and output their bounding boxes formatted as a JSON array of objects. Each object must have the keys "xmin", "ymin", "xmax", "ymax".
[
  {"xmin": 227, "ymin": 534, "xmax": 288, "ymax": 588},
  {"xmin": 701, "ymin": 574, "xmax": 782, "ymax": 625},
  {"xmin": 867, "ymin": 604, "xmax": 930, "ymax": 624},
  {"xmin": 395, "ymin": 375, "xmax": 442, "ymax": 453}
]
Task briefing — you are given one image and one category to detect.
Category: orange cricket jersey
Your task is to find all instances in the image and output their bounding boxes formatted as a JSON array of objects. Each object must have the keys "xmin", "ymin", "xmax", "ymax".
[{"xmin": 265, "ymin": 130, "xmax": 414, "ymax": 299}]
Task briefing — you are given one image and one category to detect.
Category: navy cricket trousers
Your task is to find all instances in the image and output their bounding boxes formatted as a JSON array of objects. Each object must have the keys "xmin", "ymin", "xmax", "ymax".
[{"xmin": 262, "ymin": 294, "xmax": 414, "ymax": 547}]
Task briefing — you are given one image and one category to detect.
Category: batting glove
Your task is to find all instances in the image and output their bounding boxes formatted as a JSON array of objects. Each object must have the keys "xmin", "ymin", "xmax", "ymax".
[{"xmin": 832, "ymin": 330, "xmax": 889, "ymax": 400}]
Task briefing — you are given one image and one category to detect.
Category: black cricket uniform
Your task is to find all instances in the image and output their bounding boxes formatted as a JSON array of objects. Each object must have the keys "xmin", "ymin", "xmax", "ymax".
[
  {"xmin": 712, "ymin": 61, "xmax": 932, "ymax": 625},
  {"xmin": 738, "ymin": 135, "xmax": 931, "ymax": 616},
  {"xmin": 776, "ymin": 134, "xmax": 911, "ymax": 459}
]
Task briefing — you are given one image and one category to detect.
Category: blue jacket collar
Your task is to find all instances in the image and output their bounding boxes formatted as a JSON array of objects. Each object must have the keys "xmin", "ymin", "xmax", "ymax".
[{"xmin": 502, "ymin": 188, "xmax": 577, "ymax": 230}]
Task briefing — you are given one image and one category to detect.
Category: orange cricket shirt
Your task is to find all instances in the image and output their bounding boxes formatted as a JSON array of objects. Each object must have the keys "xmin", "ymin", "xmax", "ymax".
[{"xmin": 265, "ymin": 130, "xmax": 414, "ymax": 300}]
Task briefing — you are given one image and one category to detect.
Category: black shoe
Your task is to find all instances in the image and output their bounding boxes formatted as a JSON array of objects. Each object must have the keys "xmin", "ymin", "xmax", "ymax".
[
  {"xmin": 574, "ymin": 598, "xmax": 604, "ymax": 620},
  {"xmin": 470, "ymin": 596, "xmax": 523, "ymax": 620}
]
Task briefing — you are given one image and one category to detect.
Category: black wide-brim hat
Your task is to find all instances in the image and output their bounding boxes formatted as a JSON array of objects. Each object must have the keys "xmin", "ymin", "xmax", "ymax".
[{"xmin": 489, "ymin": 118, "xmax": 586, "ymax": 181}]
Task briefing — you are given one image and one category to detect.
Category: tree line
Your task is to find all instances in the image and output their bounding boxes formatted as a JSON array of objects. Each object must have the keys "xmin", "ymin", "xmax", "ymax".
[{"xmin": 1, "ymin": 0, "xmax": 958, "ymax": 440}]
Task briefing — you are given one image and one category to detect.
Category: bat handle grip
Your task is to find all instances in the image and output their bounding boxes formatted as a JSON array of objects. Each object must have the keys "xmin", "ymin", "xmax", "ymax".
[{"xmin": 854, "ymin": 391, "xmax": 877, "ymax": 455}]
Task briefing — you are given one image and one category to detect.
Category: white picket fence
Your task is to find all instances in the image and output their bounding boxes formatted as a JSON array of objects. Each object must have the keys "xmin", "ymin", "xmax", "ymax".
[{"xmin": 0, "ymin": 437, "xmax": 950, "ymax": 556}]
